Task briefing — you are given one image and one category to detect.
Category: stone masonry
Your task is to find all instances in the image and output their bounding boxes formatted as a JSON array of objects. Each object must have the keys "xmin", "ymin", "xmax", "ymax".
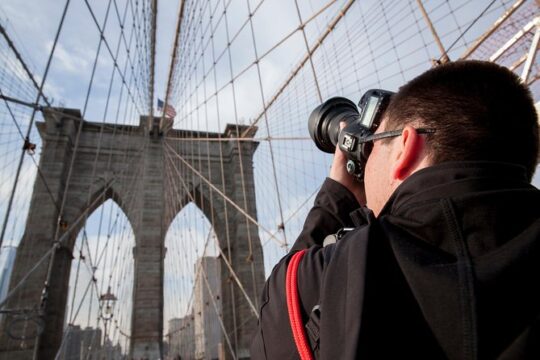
[{"xmin": 0, "ymin": 108, "xmax": 264, "ymax": 359}]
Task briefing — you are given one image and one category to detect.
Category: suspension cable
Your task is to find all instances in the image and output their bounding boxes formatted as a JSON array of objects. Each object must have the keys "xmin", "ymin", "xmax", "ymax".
[
  {"xmin": 163, "ymin": 147, "xmax": 259, "ymax": 317},
  {"xmin": 241, "ymin": 0, "xmax": 356, "ymax": 137},
  {"xmin": 0, "ymin": 0, "xmax": 70, "ymax": 252},
  {"xmin": 164, "ymin": 142, "xmax": 286, "ymax": 247}
]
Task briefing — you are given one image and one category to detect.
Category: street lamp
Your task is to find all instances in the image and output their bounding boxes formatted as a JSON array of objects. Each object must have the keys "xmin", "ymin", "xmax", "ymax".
[
  {"xmin": 100, "ymin": 286, "xmax": 117, "ymax": 320},
  {"xmin": 100, "ymin": 286, "xmax": 117, "ymax": 358}
]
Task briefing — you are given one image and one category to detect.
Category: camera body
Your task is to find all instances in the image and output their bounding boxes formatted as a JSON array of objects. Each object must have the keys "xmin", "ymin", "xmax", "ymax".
[{"xmin": 308, "ymin": 89, "xmax": 394, "ymax": 180}]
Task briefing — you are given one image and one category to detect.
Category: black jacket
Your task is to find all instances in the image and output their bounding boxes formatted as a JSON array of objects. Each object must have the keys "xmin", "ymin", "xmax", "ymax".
[{"xmin": 250, "ymin": 162, "xmax": 540, "ymax": 359}]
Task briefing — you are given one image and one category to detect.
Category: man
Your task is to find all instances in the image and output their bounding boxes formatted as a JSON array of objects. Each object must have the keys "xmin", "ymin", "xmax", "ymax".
[{"xmin": 250, "ymin": 60, "xmax": 540, "ymax": 359}]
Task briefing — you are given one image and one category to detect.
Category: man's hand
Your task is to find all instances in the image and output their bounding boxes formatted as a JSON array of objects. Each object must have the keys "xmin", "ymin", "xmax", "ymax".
[{"xmin": 329, "ymin": 124, "xmax": 367, "ymax": 206}]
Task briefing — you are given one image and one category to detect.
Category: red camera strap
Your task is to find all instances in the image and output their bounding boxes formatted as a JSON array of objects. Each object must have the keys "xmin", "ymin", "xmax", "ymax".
[{"xmin": 286, "ymin": 249, "xmax": 314, "ymax": 360}]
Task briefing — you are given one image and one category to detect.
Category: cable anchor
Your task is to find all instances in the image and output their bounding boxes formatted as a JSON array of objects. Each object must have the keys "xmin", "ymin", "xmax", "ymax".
[
  {"xmin": 22, "ymin": 137, "xmax": 36, "ymax": 155},
  {"xmin": 58, "ymin": 218, "xmax": 68, "ymax": 231}
]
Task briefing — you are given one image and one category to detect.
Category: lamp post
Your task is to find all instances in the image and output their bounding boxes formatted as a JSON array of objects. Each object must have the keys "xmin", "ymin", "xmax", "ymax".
[{"xmin": 100, "ymin": 286, "xmax": 117, "ymax": 359}]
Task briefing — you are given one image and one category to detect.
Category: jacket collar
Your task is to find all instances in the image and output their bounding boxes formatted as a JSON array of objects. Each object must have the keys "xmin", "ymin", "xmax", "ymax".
[{"xmin": 380, "ymin": 161, "xmax": 529, "ymax": 217}]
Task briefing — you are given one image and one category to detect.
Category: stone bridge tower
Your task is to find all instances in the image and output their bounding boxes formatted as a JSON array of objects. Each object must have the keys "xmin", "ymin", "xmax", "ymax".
[{"xmin": 0, "ymin": 108, "xmax": 264, "ymax": 360}]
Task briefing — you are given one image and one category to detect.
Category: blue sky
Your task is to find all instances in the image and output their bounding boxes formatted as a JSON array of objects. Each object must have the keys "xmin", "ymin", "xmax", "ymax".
[{"xmin": 1, "ymin": 0, "xmax": 539, "ymax": 347}]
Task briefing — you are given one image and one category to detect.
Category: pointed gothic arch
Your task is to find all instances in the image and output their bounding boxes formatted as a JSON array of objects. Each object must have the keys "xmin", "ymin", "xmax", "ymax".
[
  {"xmin": 60, "ymin": 197, "xmax": 136, "ymax": 357},
  {"xmin": 0, "ymin": 109, "xmax": 264, "ymax": 360}
]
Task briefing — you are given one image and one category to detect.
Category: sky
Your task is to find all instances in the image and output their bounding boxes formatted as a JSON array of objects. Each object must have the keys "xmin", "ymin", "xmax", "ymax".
[
  {"xmin": 0, "ymin": 0, "xmax": 179, "ymax": 120},
  {"xmin": 0, "ymin": 0, "xmax": 539, "ymax": 350},
  {"xmin": 0, "ymin": 0, "xmax": 184, "ymax": 345}
]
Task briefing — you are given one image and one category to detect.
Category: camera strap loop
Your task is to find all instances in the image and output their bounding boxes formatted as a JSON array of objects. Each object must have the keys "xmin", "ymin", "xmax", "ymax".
[
  {"xmin": 323, "ymin": 227, "xmax": 356, "ymax": 247},
  {"xmin": 286, "ymin": 249, "xmax": 314, "ymax": 360}
]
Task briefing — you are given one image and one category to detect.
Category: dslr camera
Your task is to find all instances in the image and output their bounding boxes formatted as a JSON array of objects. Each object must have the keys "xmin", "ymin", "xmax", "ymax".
[{"xmin": 308, "ymin": 89, "xmax": 394, "ymax": 181}]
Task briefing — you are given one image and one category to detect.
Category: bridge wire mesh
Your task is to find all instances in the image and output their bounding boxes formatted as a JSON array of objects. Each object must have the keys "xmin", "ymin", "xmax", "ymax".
[
  {"xmin": 0, "ymin": 0, "xmax": 156, "ymax": 356},
  {"xmin": 0, "ymin": 0, "xmax": 538, "ymax": 358}
]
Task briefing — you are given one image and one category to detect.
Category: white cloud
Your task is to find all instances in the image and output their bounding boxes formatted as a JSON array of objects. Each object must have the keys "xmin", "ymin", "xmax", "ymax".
[{"xmin": 44, "ymin": 41, "xmax": 91, "ymax": 75}]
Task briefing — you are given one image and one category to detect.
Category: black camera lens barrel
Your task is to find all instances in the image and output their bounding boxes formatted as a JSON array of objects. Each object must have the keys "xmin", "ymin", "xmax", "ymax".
[
  {"xmin": 308, "ymin": 90, "xmax": 395, "ymax": 181},
  {"xmin": 308, "ymin": 97, "xmax": 359, "ymax": 153}
]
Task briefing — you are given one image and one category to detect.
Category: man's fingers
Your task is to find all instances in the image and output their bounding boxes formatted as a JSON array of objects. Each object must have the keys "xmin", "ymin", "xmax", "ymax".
[
  {"xmin": 334, "ymin": 143, "xmax": 346, "ymax": 160},
  {"xmin": 333, "ymin": 121, "xmax": 347, "ymax": 159}
]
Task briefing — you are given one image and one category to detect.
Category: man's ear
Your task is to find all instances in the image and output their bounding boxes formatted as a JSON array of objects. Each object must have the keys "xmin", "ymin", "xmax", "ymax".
[{"xmin": 391, "ymin": 125, "xmax": 423, "ymax": 181}]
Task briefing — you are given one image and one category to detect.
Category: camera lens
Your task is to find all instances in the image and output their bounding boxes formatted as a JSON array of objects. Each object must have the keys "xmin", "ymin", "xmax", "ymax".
[{"xmin": 308, "ymin": 97, "xmax": 359, "ymax": 153}]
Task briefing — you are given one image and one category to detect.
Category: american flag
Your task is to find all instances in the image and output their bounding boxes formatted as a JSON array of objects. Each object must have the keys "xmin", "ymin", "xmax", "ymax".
[{"xmin": 157, "ymin": 99, "xmax": 176, "ymax": 118}]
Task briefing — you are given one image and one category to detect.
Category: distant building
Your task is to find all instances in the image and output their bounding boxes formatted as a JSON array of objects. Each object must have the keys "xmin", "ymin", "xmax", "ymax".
[
  {"xmin": 61, "ymin": 324, "xmax": 102, "ymax": 360},
  {"xmin": 0, "ymin": 246, "xmax": 17, "ymax": 303},
  {"xmin": 0, "ymin": 246, "xmax": 17, "ymax": 323},
  {"xmin": 101, "ymin": 337, "xmax": 124, "ymax": 359},
  {"xmin": 193, "ymin": 256, "xmax": 222, "ymax": 360},
  {"xmin": 162, "ymin": 340, "xmax": 169, "ymax": 358},
  {"xmin": 168, "ymin": 315, "xmax": 195, "ymax": 360}
]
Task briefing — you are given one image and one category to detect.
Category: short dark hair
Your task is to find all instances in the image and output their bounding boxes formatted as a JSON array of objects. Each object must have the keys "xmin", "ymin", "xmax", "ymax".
[{"xmin": 385, "ymin": 60, "xmax": 539, "ymax": 181}]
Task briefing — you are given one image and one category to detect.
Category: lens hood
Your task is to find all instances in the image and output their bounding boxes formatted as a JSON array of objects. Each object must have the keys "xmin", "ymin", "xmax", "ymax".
[{"xmin": 308, "ymin": 97, "xmax": 358, "ymax": 153}]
